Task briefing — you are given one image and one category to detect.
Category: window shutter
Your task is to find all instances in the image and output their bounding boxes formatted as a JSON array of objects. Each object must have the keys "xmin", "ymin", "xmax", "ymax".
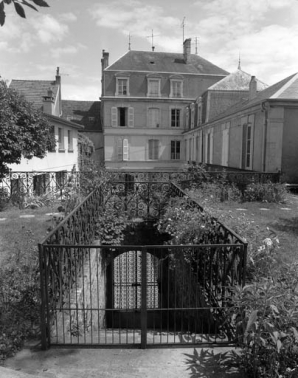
[
  {"xmin": 111, "ymin": 107, "xmax": 117, "ymax": 127},
  {"xmin": 123, "ymin": 139, "xmax": 129, "ymax": 161},
  {"xmin": 128, "ymin": 107, "xmax": 134, "ymax": 127},
  {"xmin": 117, "ymin": 138, "xmax": 122, "ymax": 160},
  {"xmin": 210, "ymin": 130, "xmax": 214, "ymax": 164}
]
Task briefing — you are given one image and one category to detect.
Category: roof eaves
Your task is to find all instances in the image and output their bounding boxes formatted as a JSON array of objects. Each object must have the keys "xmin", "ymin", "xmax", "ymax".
[
  {"xmin": 270, "ymin": 73, "xmax": 298, "ymax": 99},
  {"xmin": 45, "ymin": 114, "xmax": 84, "ymax": 129}
]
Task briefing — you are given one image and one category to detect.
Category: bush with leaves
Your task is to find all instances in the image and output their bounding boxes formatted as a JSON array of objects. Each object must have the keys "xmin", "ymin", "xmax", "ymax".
[
  {"xmin": 157, "ymin": 196, "xmax": 216, "ymax": 246},
  {"xmin": 0, "ymin": 229, "xmax": 40, "ymax": 364},
  {"xmin": 226, "ymin": 268, "xmax": 298, "ymax": 378},
  {"xmin": 244, "ymin": 182, "xmax": 288, "ymax": 203}
]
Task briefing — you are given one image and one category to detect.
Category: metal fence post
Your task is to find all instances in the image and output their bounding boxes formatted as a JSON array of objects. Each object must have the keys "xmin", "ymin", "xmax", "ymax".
[
  {"xmin": 38, "ymin": 243, "xmax": 48, "ymax": 350},
  {"xmin": 141, "ymin": 248, "xmax": 147, "ymax": 349}
]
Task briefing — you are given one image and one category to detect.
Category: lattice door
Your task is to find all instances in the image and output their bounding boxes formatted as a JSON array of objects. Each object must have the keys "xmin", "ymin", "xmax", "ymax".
[{"xmin": 113, "ymin": 251, "xmax": 159, "ymax": 310}]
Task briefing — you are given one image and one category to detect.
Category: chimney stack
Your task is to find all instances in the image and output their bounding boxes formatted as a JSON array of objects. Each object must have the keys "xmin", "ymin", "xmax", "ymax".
[
  {"xmin": 43, "ymin": 87, "xmax": 55, "ymax": 115},
  {"xmin": 183, "ymin": 38, "xmax": 191, "ymax": 63},
  {"xmin": 249, "ymin": 76, "xmax": 257, "ymax": 100},
  {"xmin": 101, "ymin": 50, "xmax": 109, "ymax": 70}
]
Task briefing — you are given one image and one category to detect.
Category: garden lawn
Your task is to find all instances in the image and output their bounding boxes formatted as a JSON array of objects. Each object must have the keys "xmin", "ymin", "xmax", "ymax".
[
  {"xmin": 213, "ymin": 193, "xmax": 298, "ymax": 264},
  {"xmin": 0, "ymin": 206, "xmax": 59, "ymax": 265}
]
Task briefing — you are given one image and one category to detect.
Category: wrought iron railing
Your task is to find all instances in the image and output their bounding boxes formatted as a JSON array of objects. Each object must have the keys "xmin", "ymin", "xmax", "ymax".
[
  {"xmin": 38, "ymin": 179, "xmax": 247, "ymax": 349},
  {"xmin": 0, "ymin": 171, "xmax": 80, "ymax": 206}
]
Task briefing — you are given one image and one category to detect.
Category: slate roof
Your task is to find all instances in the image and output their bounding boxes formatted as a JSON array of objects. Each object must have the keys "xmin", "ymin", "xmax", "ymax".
[
  {"xmin": 62, "ymin": 100, "xmax": 102, "ymax": 131},
  {"xmin": 208, "ymin": 69, "xmax": 268, "ymax": 91},
  {"xmin": 207, "ymin": 73, "xmax": 298, "ymax": 123},
  {"xmin": 9, "ymin": 79, "xmax": 59, "ymax": 110},
  {"xmin": 106, "ymin": 50, "xmax": 229, "ymax": 76}
]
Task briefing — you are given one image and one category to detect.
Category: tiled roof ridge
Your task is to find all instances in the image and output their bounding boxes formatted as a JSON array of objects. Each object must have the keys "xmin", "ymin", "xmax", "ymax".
[
  {"xmin": 270, "ymin": 72, "xmax": 298, "ymax": 99},
  {"xmin": 206, "ymin": 72, "xmax": 298, "ymax": 123}
]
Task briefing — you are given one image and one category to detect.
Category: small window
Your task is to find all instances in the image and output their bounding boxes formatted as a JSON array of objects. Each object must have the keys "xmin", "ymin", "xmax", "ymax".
[
  {"xmin": 49, "ymin": 125, "xmax": 56, "ymax": 152},
  {"xmin": 171, "ymin": 141, "xmax": 180, "ymax": 160},
  {"xmin": 147, "ymin": 78, "xmax": 160, "ymax": 97},
  {"xmin": 116, "ymin": 78, "xmax": 129, "ymax": 96},
  {"xmin": 148, "ymin": 108, "xmax": 160, "ymax": 128},
  {"xmin": 170, "ymin": 80, "xmax": 183, "ymax": 98},
  {"xmin": 148, "ymin": 139, "xmax": 159, "ymax": 160},
  {"xmin": 58, "ymin": 128, "xmax": 64, "ymax": 151},
  {"xmin": 88, "ymin": 116, "xmax": 95, "ymax": 122},
  {"xmin": 118, "ymin": 107, "xmax": 128, "ymax": 127},
  {"xmin": 171, "ymin": 109, "xmax": 181, "ymax": 127},
  {"xmin": 68, "ymin": 130, "xmax": 73, "ymax": 151}
]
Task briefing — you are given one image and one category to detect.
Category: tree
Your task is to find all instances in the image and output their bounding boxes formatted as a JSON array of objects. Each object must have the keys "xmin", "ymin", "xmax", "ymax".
[
  {"xmin": 0, "ymin": 80, "xmax": 56, "ymax": 178},
  {"xmin": 0, "ymin": 0, "xmax": 49, "ymax": 26}
]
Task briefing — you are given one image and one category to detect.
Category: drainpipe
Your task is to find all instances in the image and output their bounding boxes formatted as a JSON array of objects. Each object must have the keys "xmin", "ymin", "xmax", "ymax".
[{"xmin": 261, "ymin": 101, "xmax": 269, "ymax": 172}]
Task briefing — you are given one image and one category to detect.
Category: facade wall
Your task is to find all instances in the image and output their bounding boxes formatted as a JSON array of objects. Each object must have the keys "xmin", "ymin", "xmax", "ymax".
[
  {"xmin": 8, "ymin": 122, "xmax": 79, "ymax": 172},
  {"xmin": 103, "ymin": 71, "xmax": 225, "ymax": 99},
  {"xmin": 282, "ymin": 107, "xmax": 298, "ymax": 182},
  {"xmin": 102, "ymin": 69, "xmax": 225, "ymax": 170}
]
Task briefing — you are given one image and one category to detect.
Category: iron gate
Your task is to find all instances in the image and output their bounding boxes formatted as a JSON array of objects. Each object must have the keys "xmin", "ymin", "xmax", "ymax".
[{"xmin": 39, "ymin": 243, "xmax": 246, "ymax": 349}]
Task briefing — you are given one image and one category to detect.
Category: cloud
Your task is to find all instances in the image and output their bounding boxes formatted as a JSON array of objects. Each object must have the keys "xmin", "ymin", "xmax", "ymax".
[
  {"xmin": 50, "ymin": 44, "xmax": 86, "ymax": 59},
  {"xmin": 30, "ymin": 15, "xmax": 69, "ymax": 44},
  {"xmin": 59, "ymin": 12, "xmax": 77, "ymax": 22},
  {"xmin": 90, "ymin": 1, "xmax": 181, "ymax": 44},
  {"xmin": 62, "ymin": 84, "xmax": 101, "ymax": 101}
]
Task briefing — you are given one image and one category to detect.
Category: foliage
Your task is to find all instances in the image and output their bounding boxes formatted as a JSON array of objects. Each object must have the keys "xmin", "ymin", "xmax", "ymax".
[
  {"xmin": 0, "ymin": 229, "xmax": 40, "ymax": 364},
  {"xmin": 78, "ymin": 133, "xmax": 95, "ymax": 172},
  {"xmin": 0, "ymin": 187, "xmax": 9, "ymax": 211},
  {"xmin": 157, "ymin": 196, "xmax": 216, "ymax": 245},
  {"xmin": 226, "ymin": 269, "xmax": 298, "ymax": 378},
  {"xmin": 0, "ymin": 80, "xmax": 56, "ymax": 178},
  {"xmin": 0, "ymin": 0, "xmax": 49, "ymax": 26},
  {"xmin": 95, "ymin": 205, "xmax": 129, "ymax": 245},
  {"xmin": 244, "ymin": 182, "xmax": 288, "ymax": 203}
]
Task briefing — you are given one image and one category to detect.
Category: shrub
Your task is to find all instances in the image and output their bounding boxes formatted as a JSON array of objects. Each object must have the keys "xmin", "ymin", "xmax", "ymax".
[
  {"xmin": 0, "ymin": 187, "xmax": 9, "ymax": 211},
  {"xmin": 0, "ymin": 229, "xmax": 40, "ymax": 363},
  {"xmin": 227, "ymin": 268, "xmax": 298, "ymax": 378},
  {"xmin": 244, "ymin": 182, "xmax": 288, "ymax": 203},
  {"xmin": 157, "ymin": 196, "xmax": 216, "ymax": 245}
]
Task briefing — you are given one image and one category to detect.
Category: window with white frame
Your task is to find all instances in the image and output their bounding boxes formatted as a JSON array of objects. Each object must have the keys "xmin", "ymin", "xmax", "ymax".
[
  {"xmin": 111, "ymin": 107, "xmax": 134, "ymax": 127},
  {"xmin": 148, "ymin": 139, "xmax": 159, "ymax": 160},
  {"xmin": 68, "ymin": 130, "xmax": 73, "ymax": 151},
  {"xmin": 148, "ymin": 108, "xmax": 160, "ymax": 128},
  {"xmin": 147, "ymin": 78, "xmax": 161, "ymax": 97},
  {"xmin": 117, "ymin": 138, "xmax": 129, "ymax": 161},
  {"xmin": 204, "ymin": 129, "xmax": 213, "ymax": 164},
  {"xmin": 58, "ymin": 128, "xmax": 64, "ymax": 151},
  {"xmin": 241, "ymin": 114, "xmax": 254, "ymax": 169},
  {"xmin": 171, "ymin": 108, "xmax": 181, "ymax": 127},
  {"xmin": 170, "ymin": 79, "xmax": 183, "ymax": 98},
  {"xmin": 116, "ymin": 78, "xmax": 129, "ymax": 96},
  {"xmin": 171, "ymin": 141, "xmax": 180, "ymax": 160}
]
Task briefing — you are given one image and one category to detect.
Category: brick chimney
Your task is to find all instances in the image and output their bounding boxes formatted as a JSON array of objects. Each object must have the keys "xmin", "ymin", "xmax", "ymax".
[
  {"xmin": 249, "ymin": 76, "xmax": 257, "ymax": 100},
  {"xmin": 101, "ymin": 50, "xmax": 109, "ymax": 97},
  {"xmin": 43, "ymin": 87, "xmax": 55, "ymax": 115},
  {"xmin": 101, "ymin": 50, "xmax": 109, "ymax": 70},
  {"xmin": 183, "ymin": 38, "xmax": 191, "ymax": 63}
]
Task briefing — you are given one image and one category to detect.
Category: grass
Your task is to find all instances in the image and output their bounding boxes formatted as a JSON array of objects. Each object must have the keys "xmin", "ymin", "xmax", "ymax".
[
  {"xmin": 208, "ymin": 193, "xmax": 298, "ymax": 265},
  {"xmin": 0, "ymin": 205, "xmax": 60, "ymax": 264}
]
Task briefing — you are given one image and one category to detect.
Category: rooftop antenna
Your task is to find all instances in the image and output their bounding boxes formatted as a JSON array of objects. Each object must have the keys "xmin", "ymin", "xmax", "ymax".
[
  {"xmin": 128, "ymin": 32, "xmax": 132, "ymax": 51},
  {"xmin": 181, "ymin": 17, "xmax": 186, "ymax": 44},
  {"xmin": 146, "ymin": 29, "xmax": 159, "ymax": 51},
  {"xmin": 238, "ymin": 52, "xmax": 241, "ymax": 70},
  {"xmin": 195, "ymin": 37, "xmax": 199, "ymax": 54}
]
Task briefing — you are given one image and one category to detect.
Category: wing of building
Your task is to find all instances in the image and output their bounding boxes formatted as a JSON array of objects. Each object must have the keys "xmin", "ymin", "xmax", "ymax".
[{"xmin": 101, "ymin": 39, "xmax": 229, "ymax": 171}]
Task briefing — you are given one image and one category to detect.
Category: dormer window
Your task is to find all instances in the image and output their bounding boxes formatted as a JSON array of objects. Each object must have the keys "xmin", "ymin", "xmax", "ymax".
[
  {"xmin": 170, "ymin": 79, "xmax": 183, "ymax": 98},
  {"xmin": 147, "ymin": 78, "xmax": 161, "ymax": 97},
  {"xmin": 116, "ymin": 77, "xmax": 129, "ymax": 96}
]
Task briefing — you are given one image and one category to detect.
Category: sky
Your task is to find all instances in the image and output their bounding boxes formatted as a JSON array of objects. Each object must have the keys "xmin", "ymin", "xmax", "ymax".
[{"xmin": 0, "ymin": 0, "xmax": 298, "ymax": 101}]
